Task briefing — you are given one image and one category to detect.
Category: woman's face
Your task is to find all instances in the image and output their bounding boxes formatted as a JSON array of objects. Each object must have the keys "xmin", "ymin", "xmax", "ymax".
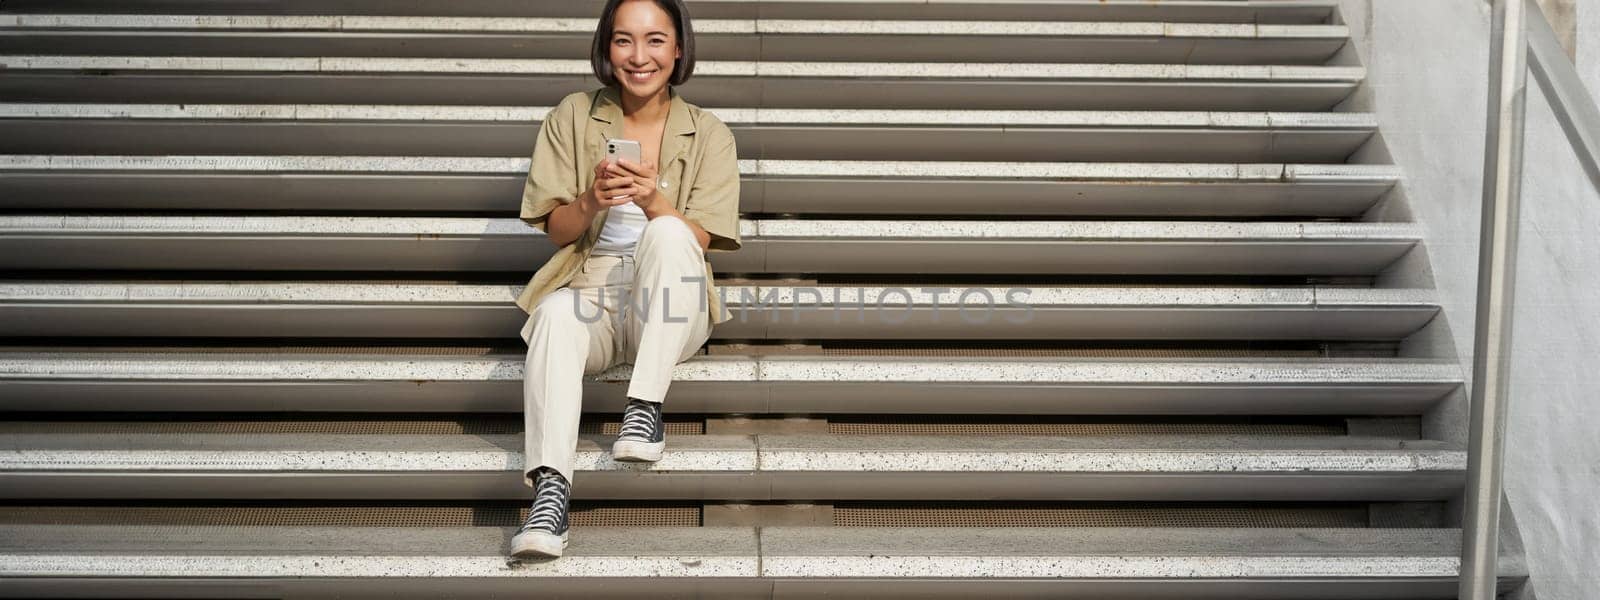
[{"xmin": 608, "ymin": 0, "xmax": 680, "ymax": 101}]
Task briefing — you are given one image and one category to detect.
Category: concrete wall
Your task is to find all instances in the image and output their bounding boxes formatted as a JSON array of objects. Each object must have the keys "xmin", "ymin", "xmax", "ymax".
[{"xmin": 1335, "ymin": 1, "xmax": 1600, "ymax": 598}]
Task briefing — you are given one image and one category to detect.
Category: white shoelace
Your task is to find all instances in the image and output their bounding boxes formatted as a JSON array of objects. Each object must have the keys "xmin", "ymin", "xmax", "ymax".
[
  {"xmin": 617, "ymin": 401, "xmax": 660, "ymax": 440},
  {"xmin": 521, "ymin": 474, "xmax": 568, "ymax": 533}
]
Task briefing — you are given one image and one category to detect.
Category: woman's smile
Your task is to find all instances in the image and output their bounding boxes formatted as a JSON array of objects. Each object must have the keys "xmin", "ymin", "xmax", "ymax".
[{"xmin": 608, "ymin": 0, "xmax": 681, "ymax": 99}]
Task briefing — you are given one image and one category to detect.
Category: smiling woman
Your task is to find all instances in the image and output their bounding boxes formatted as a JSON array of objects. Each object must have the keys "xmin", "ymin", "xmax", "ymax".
[{"xmin": 508, "ymin": 0, "xmax": 744, "ymax": 562}]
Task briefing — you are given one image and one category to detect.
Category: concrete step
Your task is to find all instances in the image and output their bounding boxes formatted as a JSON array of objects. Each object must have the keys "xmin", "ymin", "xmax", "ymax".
[
  {"xmin": 0, "ymin": 104, "xmax": 1378, "ymax": 162},
  {"xmin": 0, "ymin": 525, "xmax": 1527, "ymax": 599},
  {"xmin": 0, "ymin": 16, "xmax": 1348, "ymax": 65},
  {"xmin": 0, "ymin": 432, "xmax": 1463, "ymax": 500},
  {"xmin": 0, "ymin": 56, "xmax": 1364, "ymax": 110},
  {"xmin": 0, "ymin": 216, "xmax": 1420, "ymax": 276},
  {"xmin": 0, "ymin": 155, "xmax": 1400, "ymax": 216},
  {"xmin": 0, "ymin": 353, "xmax": 1462, "ymax": 414},
  {"xmin": 0, "ymin": 1, "xmax": 1341, "ymax": 24},
  {"xmin": 0, "ymin": 283, "xmax": 1438, "ymax": 341}
]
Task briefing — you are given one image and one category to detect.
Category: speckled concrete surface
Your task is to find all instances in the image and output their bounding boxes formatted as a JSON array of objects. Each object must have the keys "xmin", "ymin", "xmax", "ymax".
[
  {"xmin": 737, "ymin": 286, "xmax": 1318, "ymax": 307},
  {"xmin": 0, "ymin": 103, "xmax": 1379, "ymax": 129},
  {"xmin": 1314, "ymin": 287, "xmax": 1439, "ymax": 307},
  {"xmin": 0, "ymin": 154, "xmax": 526, "ymax": 173},
  {"xmin": 0, "ymin": 215, "xmax": 1421, "ymax": 243},
  {"xmin": 754, "ymin": 434, "xmax": 1466, "ymax": 472},
  {"xmin": 0, "ymin": 55, "xmax": 1365, "ymax": 81},
  {"xmin": 2, "ymin": 15, "xmax": 1343, "ymax": 38},
  {"xmin": 1285, "ymin": 163, "xmax": 1405, "ymax": 182},
  {"xmin": 0, "ymin": 156, "xmax": 1402, "ymax": 185},
  {"xmin": 0, "ymin": 432, "xmax": 1461, "ymax": 473},
  {"xmin": 0, "ymin": 282, "xmax": 521, "ymax": 303},
  {"xmin": 760, "ymin": 526, "xmax": 1466, "ymax": 557},
  {"xmin": 752, "ymin": 357, "xmax": 1462, "ymax": 384},
  {"xmin": 0, "ymin": 283, "xmax": 1438, "ymax": 309},
  {"xmin": 0, "ymin": 433, "xmax": 757, "ymax": 472},
  {"xmin": 760, "ymin": 555, "xmax": 1458, "ymax": 578},
  {"xmin": 0, "ymin": 354, "xmax": 1464, "ymax": 384},
  {"xmin": 0, "ymin": 355, "xmax": 758, "ymax": 383},
  {"xmin": 3, "ymin": 546, "xmax": 755, "ymax": 578},
  {"xmin": 0, "ymin": 525, "xmax": 1484, "ymax": 580}
]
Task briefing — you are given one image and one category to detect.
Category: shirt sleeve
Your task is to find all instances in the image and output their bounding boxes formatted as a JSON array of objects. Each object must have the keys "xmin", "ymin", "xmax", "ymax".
[
  {"xmin": 682, "ymin": 117, "xmax": 743, "ymax": 252},
  {"xmin": 519, "ymin": 96, "xmax": 582, "ymax": 233}
]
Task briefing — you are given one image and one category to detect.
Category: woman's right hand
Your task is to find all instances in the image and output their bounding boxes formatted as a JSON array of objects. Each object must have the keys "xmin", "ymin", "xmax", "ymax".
[{"xmin": 579, "ymin": 159, "xmax": 640, "ymax": 215}]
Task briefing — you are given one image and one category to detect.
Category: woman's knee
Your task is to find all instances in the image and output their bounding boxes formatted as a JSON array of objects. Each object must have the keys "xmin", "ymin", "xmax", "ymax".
[
  {"xmin": 530, "ymin": 289, "xmax": 583, "ymax": 327},
  {"xmin": 640, "ymin": 216, "xmax": 696, "ymax": 247}
]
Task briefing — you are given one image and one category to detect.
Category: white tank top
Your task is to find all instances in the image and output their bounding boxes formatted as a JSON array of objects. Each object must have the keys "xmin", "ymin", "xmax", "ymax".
[{"xmin": 590, "ymin": 201, "xmax": 648, "ymax": 256}]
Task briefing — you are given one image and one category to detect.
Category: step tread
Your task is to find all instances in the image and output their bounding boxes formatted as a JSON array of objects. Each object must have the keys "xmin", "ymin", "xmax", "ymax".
[
  {"xmin": 0, "ymin": 525, "xmax": 1529, "ymax": 581},
  {"xmin": 0, "ymin": 282, "xmax": 1434, "ymax": 307},
  {"xmin": 0, "ymin": 15, "xmax": 1349, "ymax": 39},
  {"xmin": 0, "ymin": 1, "xmax": 1343, "ymax": 24},
  {"xmin": 0, "ymin": 432, "xmax": 1462, "ymax": 473},
  {"xmin": 0, "ymin": 216, "xmax": 1422, "ymax": 241},
  {"xmin": 0, "ymin": 155, "xmax": 1402, "ymax": 181},
  {"xmin": 0, "ymin": 56, "xmax": 1367, "ymax": 81},
  {"xmin": 0, "ymin": 354, "xmax": 1464, "ymax": 384},
  {"xmin": 0, "ymin": 103, "xmax": 1379, "ymax": 128}
]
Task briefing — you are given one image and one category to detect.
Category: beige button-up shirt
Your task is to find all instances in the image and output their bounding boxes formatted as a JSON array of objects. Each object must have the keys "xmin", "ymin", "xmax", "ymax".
[{"xmin": 516, "ymin": 86, "xmax": 743, "ymax": 325}]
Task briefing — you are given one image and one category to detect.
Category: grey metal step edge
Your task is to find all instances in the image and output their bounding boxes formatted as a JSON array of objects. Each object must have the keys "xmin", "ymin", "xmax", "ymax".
[
  {"xmin": 0, "ymin": 1, "xmax": 1342, "ymax": 24},
  {"xmin": 0, "ymin": 433, "xmax": 1465, "ymax": 501},
  {"xmin": 0, "ymin": 18, "xmax": 1347, "ymax": 65},
  {"xmin": 0, "ymin": 283, "xmax": 1439, "ymax": 341},
  {"xmin": 0, "ymin": 217, "xmax": 1420, "ymax": 276},
  {"xmin": 0, "ymin": 105, "xmax": 1378, "ymax": 161},
  {"xmin": 0, "ymin": 157, "xmax": 1401, "ymax": 216},
  {"xmin": 0, "ymin": 354, "xmax": 1463, "ymax": 414},
  {"xmin": 0, "ymin": 104, "xmax": 1378, "ymax": 128},
  {"xmin": 0, "ymin": 56, "xmax": 1366, "ymax": 81},
  {"xmin": 0, "ymin": 16, "xmax": 1345, "ymax": 38},
  {"xmin": 0, "ymin": 57, "xmax": 1364, "ymax": 110},
  {"xmin": 0, "ymin": 155, "xmax": 1400, "ymax": 180}
]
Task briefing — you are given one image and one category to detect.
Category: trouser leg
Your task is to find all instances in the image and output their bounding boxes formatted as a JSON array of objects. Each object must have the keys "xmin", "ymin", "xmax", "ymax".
[
  {"xmin": 624, "ymin": 217, "xmax": 712, "ymax": 404},
  {"xmin": 521, "ymin": 286, "xmax": 618, "ymax": 486}
]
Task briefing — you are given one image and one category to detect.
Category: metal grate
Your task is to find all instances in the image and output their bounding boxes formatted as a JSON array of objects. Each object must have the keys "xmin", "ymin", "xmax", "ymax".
[
  {"xmin": 0, "ymin": 503, "xmax": 701, "ymax": 528},
  {"xmin": 579, "ymin": 420, "xmax": 705, "ymax": 436},
  {"xmin": 827, "ymin": 416, "xmax": 1345, "ymax": 436},
  {"xmin": 0, "ymin": 415, "xmax": 705, "ymax": 436},
  {"xmin": 819, "ymin": 347, "xmax": 1327, "ymax": 358},
  {"xmin": 0, "ymin": 344, "xmax": 512, "ymax": 356},
  {"xmin": 833, "ymin": 502, "xmax": 1369, "ymax": 528}
]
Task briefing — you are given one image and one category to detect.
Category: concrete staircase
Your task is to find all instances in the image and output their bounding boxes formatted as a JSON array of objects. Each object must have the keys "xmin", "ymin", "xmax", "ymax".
[{"xmin": 0, "ymin": 1, "xmax": 1528, "ymax": 598}]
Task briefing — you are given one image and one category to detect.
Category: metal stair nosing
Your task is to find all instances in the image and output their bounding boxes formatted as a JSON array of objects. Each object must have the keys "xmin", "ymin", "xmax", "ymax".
[
  {"xmin": 0, "ymin": 56, "xmax": 1367, "ymax": 110},
  {"xmin": 0, "ymin": 432, "xmax": 1465, "ymax": 501},
  {"xmin": 0, "ymin": 103, "xmax": 1379, "ymax": 161},
  {"xmin": 0, "ymin": 216, "xmax": 1422, "ymax": 276},
  {"xmin": 0, "ymin": 353, "xmax": 1463, "ymax": 414},
  {"xmin": 0, "ymin": 155, "xmax": 1401, "ymax": 215},
  {"xmin": 0, "ymin": 282, "xmax": 1440, "ymax": 341}
]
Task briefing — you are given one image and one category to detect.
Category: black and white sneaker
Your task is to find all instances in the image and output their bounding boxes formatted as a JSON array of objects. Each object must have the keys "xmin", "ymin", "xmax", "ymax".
[
  {"xmin": 510, "ymin": 468, "xmax": 570, "ymax": 559},
  {"xmin": 611, "ymin": 398, "xmax": 665, "ymax": 462}
]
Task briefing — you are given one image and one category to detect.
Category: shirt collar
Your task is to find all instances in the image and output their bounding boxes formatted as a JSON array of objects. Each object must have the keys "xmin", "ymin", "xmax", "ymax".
[
  {"xmin": 589, "ymin": 86, "xmax": 696, "ymax": 168},
  {"xmin": 590, "ymin": 86, "xmax": 696, "ymax": 136}
]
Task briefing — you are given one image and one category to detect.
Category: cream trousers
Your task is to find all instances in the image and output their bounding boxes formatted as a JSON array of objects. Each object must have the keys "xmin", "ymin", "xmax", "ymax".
[{"xmin": 519, "ymin": 216, "xmax": 712, "ymax": 485}]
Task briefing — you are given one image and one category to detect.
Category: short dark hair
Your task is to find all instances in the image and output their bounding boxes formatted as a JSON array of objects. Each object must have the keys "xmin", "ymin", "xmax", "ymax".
[{"xmin": 590, "ymin": 0, "xmax": 696, "ymax": 88}]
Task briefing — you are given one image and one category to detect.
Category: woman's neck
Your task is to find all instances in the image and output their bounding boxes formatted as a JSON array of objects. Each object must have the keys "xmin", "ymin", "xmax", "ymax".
[{"xmin": 619, "ymin": 87, "xmax": 671, "ymax": 124}]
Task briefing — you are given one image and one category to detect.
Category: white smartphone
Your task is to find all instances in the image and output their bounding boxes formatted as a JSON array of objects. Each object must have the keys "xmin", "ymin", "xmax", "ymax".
[{"xmin": 605, "ymin": 138, "xmax": 641, "ymax": 167}]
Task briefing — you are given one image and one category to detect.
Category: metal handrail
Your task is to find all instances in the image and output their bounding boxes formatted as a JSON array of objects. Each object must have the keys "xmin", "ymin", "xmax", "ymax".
[{"xmin": 1463, "ymin": 0, "xmax": 1600, "ymax": 598}]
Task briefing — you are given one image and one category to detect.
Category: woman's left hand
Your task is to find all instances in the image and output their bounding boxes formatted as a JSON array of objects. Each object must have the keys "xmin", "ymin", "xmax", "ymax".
[{"xmin": 607, "ymin": 159, "xmax": 661, "ymax": 210}]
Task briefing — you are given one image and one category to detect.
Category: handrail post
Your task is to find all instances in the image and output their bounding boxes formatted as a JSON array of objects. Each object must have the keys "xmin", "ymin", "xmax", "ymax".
[{"xmin": 1461, "ymin": 0, "xmax": 1528, "ymax": 598}]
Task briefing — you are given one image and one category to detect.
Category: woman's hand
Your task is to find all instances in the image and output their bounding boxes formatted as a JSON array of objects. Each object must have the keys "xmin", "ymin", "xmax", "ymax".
[
  {"xmin": 606, "ymin": 159, "xmax": 661, "ymax": 210},
  {"xmin": 581, "ymin": 159, "xmax": 642, "ymax": 214}
]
